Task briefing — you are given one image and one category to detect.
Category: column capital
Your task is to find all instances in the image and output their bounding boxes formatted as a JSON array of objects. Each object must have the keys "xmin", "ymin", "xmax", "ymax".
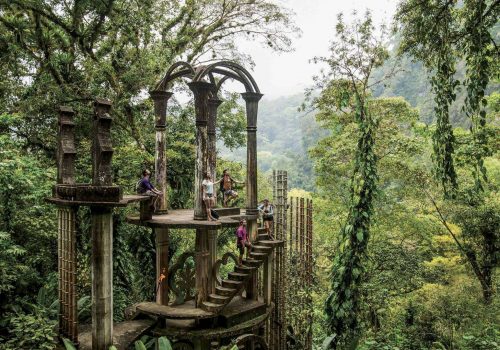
[
  {"xmin": 208, "ymin": 97, "xmax": 223, "ymax": 107},
  {"xmin": 241, "ymin": 92, "xmax": 263, "ymax": 103},
  {"xmin": 150, "ymin": 90, "xmax": 172, "ymax": 129},
  {"xmin": 149, "ymin": 90, "xmax": 173, "ymax": 101},
  {"xmin": 58, "ymin": 106, "xmax": 75, "ymax": 122},
  {"xmin": 188, "ymin": 81, "xmax": 215, "ymax": 93},
  {"xmin": 93, "ymin": 98, "xmax": 112, "ymax": 117}
]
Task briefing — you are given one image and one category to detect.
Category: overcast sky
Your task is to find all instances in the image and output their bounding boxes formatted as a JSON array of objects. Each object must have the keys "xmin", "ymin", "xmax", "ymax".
[{"xmin": 236, "ymin": 0, "xmax": 398, "ymax": 99}]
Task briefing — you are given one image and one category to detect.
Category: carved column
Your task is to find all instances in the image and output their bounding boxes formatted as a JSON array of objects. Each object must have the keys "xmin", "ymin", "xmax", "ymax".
[
  {"xmin": 189, "ymin": 81, "xmax": 213, "ymax": 220},
  {"xmin": 207, "ymin": 96, "xmax": 222, "ymax": 179},
  {"xmin": 195, "ymin": 228, "xmax": 210, "ymax": 305},
  {"xmin": 207, "ymin": 230, "xmax": 218, "ymax": 294},
  {"xmin": 241, "ymin": 92, "xmax": 263, "ymax": 216},
  {"xmin": 155, "ymin": 228, "xmax": 169, "ymax": 305},
  {"xmin": 150, "ymin": 90, "xmax": 173, "ymax": 214},
  {"xmin": 91, "ymin": 206, "xmax": 113, "ymax": 350},
  {"xmin": 56, "ymin": 106, "xmax": 78, "ymax": 344},
  {"xmin": 92, "ymin": 99, "xmax": 113, "ymax": 186},
  {"xmin": 91, "ymin": 99, "xmax": 114, "ymax": 350},
  {"xmin": 207, "ymin": 96, "xmax": 222, "ymax": 295},
  {"xmin": 263, "ymin": 253, "xmax": 273, "ymax": 306},
  {"xmin": 57, "ymin": 107, "xmax": 76, "ymax": 185}
]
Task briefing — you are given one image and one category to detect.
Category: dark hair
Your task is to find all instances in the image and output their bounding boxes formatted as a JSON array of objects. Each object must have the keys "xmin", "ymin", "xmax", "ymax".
[
  {"xmin": 204, "ymin": 172, "xmax": 210, "ymax": 179},
  {"xmin": 223, "ymin": 169, "xmax": 228, "ymax": 174},
  {"xmin": 142, "ymin": 169, "xmax": 151, "ymax": 176}
]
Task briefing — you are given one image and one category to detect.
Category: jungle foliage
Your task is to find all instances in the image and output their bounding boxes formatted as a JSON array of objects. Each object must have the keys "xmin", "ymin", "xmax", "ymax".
[{"xmin": 0, "ymin": 1, "xmax": 498, "ymax": 350}]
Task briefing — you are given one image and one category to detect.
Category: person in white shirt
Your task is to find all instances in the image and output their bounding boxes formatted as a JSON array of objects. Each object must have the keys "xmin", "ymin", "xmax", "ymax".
[
  {"xmin": 202, "ymin": 173, "xmax": 222, "ymax": 221},
  {"xmin": 258, "ymin": 198, "xmax": 274, "ymax": 237}
]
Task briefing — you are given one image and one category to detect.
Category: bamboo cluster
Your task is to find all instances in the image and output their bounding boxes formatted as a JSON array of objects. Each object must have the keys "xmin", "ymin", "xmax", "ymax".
[{"xmin": 267, "ymin": 170, "xmax": 314, "ymax": 350}]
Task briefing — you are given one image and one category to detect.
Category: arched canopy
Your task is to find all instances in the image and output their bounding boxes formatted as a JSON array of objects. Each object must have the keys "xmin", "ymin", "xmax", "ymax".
[{"xmin": 153, "ymin": 60, "xmax": 260, "ymax": 95}]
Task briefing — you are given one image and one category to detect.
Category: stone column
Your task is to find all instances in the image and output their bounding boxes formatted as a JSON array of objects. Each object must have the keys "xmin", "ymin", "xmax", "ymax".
[
  {"xmin": 150, "ymin": 90, "xmax": 173, "ymax": 214},
  {"xmin": 207, "ymin": 96, "xmax": 222, "ymax": 179},
  {"xmin": 91, "ymin": 206, "xmax": 113, "ymax": 350},
  {"xmin": 90, "ymin": 99, "xmax": 114, "ymax": 350},
  {"xmin": 241, "ymin": 92, "xmax": 263, "ymax": 216},
  {"xmin": 263, "ymin": 253, "xmax": 274, "ymax": 306},
  {"xmin": 155, "ymin": 228, "xmax": 169, "ymax": 305},
  {"xmin": 207, "ymin": 230, "xmax": 218, "ymax": 294},
  {"xmin": 92, "ymin": 99, "xmax": 113, "ymax": 186},
  {"xmin": 241, "ymin": 92, "xmax": 262, "ymax": 300},
  {"xmin": 207, "ymin": 96, "xmax": 222, "ymax": 295},
  {"xmin": 195, "ymin": 228, "xmax": 210, "ymax": 305},
  {"xmin": 188, "ymin": 81, "xmax": 214, "ymax": 220},
  {"xmin": 56, "ymin": 106, "xmax": 78, "ymax": 344}
]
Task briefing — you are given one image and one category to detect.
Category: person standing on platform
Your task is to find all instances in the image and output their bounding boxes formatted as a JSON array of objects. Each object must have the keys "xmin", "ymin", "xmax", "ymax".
[
  {"xmin": 236, "ymin": 219, "xmax": 252, "ymax": 265},
  {"xmin": 202, "ymin": 173, "xmax": 221, "ymax": 221},
  {"xmin": 219, "ymin": 169, "xmax": 244, "ymax": 207},
  {"xmin": 258, "ymin": 198, "xmax": 274, "ymax": 238},
  {"xmin": 136, "ymin": 169, "xmax": 163, "ymax": 212}
]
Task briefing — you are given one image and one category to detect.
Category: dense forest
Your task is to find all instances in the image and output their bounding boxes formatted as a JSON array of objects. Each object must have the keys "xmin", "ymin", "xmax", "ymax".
[{"xmin": 0, "ymin": 1, "xmax": 499, "ymax": 350}]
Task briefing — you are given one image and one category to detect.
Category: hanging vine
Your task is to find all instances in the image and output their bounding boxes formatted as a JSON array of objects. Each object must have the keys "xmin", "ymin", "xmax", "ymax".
[
  {"xmin": 430, "ymin": 48, "xmax": 459, "ymax": 199},
  {"xmin": 461, "ymin": 0, "xmax": 497, "ymax": 194},
  {"xmin": 325, "ymin": 98, "xmax": 379, "ymax": 348}
]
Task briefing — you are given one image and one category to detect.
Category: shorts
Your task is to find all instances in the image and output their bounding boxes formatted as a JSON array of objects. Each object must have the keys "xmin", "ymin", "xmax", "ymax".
[
  {"xmin": 263, "ymin": 215, "xmax": 274, "ymax": 222},
  {"xmin": 144, "ymin": 190, "xmax": 158, "ymax": 197},
  {"xmin": 224, "ymin": 190, "xmax": 237, "ymax": 197},
  {"xmin": 204, "ymin": 193, "xmax": 213, "ymax": 200},
  {"xmin": 237, "ymin": 241, "xmax": 251, "ymax": 255}
]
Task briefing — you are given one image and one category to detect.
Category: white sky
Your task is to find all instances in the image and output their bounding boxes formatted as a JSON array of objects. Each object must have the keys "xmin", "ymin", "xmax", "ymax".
[{"xmin": 235, "ymin": 0, "xmax": 399, "ymax": 99}]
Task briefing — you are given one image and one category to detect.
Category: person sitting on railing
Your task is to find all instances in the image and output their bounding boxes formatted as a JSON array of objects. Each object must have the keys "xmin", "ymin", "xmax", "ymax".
[
  {"xmin": 219, "ymin": 169, "xmax": 244, "ymax": 207},
  {"xmin": 136, "ymin": 169, "xmax": 162, "ymax": 212},
  {"xmin": 236, "ymin": 219, "xmax": 252, "ymax": 266},
  {"xmin": 258, "ymin": 198, "xmax": 274, "ymax": 238}
]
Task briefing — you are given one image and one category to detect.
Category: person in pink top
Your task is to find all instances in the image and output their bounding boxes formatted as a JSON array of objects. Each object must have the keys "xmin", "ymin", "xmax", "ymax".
[{"xmin": 236, "ymin": 219, "xmax": 252, "ymax": 265}]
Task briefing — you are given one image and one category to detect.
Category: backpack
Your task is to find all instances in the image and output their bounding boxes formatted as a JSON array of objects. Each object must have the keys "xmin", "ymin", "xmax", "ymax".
[{"xmin": 135, "ymin": 179, "xmax": 143, "ymax": 194}]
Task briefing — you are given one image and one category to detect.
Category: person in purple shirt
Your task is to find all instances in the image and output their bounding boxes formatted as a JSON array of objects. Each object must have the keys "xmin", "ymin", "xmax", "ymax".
[
  {"xmin": 236, "ymin": 219, "xmax": 252, "ymax": 265},
  {"xmin": 136, "ymin": 169, "xmax": 163, "ymax": 212}
]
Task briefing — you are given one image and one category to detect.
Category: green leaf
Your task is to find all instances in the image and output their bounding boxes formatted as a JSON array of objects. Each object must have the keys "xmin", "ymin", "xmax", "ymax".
[
  {"xmin": 158, "ymin": 337, "xmax": 173, "ymax": 350},
  {"xmin": 134, "ymin": 340, "xmax": 147, "ymax": 350},
  {"xmin": 62, "ymin": 338, "xmax": 77, "ymax": 350},
  {"xmin": 356, "ymin": 230, "xmax": 364, "ymax": 241}
]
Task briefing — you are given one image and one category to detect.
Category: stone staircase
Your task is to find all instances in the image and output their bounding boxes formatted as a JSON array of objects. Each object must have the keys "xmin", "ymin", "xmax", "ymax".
[{"xmin": 200, "ymin": 228, "xmax": 281, "ymax": 314}]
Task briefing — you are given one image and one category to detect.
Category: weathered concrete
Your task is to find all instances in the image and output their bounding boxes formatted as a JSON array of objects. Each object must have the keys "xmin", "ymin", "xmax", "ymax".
[
  {"xmin": 91, "ymin": 206, "xmax": 113, "ymax": 350},
  {"xmin": 188, "ymin": 81, "xmax": 213, "ymax": 220},
  {"xmin": 155, "ymin": 227, "xmax": 169, "ymax": 305},
  {"xmin": 150, "ymin": 90, "xmax": 173, "ymax": 214}
]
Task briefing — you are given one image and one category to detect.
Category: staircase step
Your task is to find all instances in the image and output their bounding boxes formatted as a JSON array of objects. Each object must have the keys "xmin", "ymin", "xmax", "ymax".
[
  {"xmin": 213, "ymin": 207, "xmax": 241, "ymax": 217},
  {"xmin": 228, "ymin": 271, "xmax": 249, "ymax": 281},
  {"xmin": 258, "ymin": 233, "xmax": 270, "ymax": 240},
  {"xmin": 258, "ymin": 227, "xmax": 267, "ymax": 234},
  {"xmin": 235, "ymin": 265, "xmax": 256, "ymax": 274},
  {"xmin": 252, "ymin": 245, "xmax": 273, "ymax": 253},
  {"xmin": 259, "ymin": 240, "xmax": 282, "ymax": 247},
  {"xmin": 222, "ymin": 279, "xmax": 242, "ymax": 289},
  {"xmin": 200, "ymin": 301, "xmax": 223, "ymax": 313},
  {"xmin": 208, "ymin": 293, "xmax": 230, "ymax": 305},
  {"xmin": 249, "ymin": 252, "xmax": 267, "ymax": 261},
  {"xmin": 242, "ymin": 259, "xmax": 261, "ymax": 268},
  {"xmin": 215, "ymin": 286, "xmax": 236, "ymax": 296}
]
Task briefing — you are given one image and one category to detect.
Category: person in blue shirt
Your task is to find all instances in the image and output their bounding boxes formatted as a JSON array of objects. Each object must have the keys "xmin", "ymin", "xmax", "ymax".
[{"xmin": 136, "ymin": 169, "xmax": 163, "ymax": 212}]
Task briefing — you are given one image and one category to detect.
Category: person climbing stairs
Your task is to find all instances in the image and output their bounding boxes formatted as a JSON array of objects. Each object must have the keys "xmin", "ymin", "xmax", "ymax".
[{"xmin": 200, "ymin": 227, "xmax": 282, "ymax": 313}]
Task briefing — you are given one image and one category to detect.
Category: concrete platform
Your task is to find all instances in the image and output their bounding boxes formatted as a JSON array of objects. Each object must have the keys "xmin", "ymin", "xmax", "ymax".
[
  {"xmin": 126, "ymin": 208, "xmax": 256, "ymax": 229},
  {"xmin": 46, "ymin": 194, "xmax": 149, "ymax": 207},
  {"xmin": 77, "ymin": 319, "xmax": 156, "ymax": 350},
  {"xmin": 152, "ymin": 301, "xmax": 272, "ymax": 342}
]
